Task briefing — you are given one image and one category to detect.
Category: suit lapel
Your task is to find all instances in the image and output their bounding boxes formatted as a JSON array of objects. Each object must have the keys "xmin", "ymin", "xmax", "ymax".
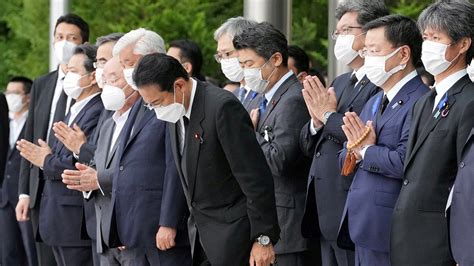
[
  {"xmin": 104, "ymin": 122, "xmax": 118, "ymax": 168},
  {"xmin": 406, "ymin": 76, "xmax": 469, "ymax": 166},
  {"xmin": 39, "ymin": 71, "xmax": 59, "ymax": 138},
  {"xmin": 335, "ymin": 73, "xmax": 351, "ymax": 104},
  {"xmin": 124, "ymin": 107, "xmax": 154, "ymax": 151},
  {"xmin": 257, "ymin": 75, "xmax": 298, "ymax": 131},
  {"xmin": 185, "ymin": 82, "xmax": 206, "ymax": 199},
  {"xmin": 168, "ymin": 123, "xmax": 188, "ymax": 193},
  {"xmin": 346, "ymin": 76, "xmax": 370, "ymax": 108}
]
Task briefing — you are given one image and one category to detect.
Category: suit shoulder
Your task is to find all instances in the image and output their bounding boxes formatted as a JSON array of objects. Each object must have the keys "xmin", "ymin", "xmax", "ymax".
[
  {"xmin": 33, "ymin": 70, "xmax": 57, "ymax": 84},
  {"xmin": 203, "ymin": 82, "xmax": 241, "ymax": 106}
]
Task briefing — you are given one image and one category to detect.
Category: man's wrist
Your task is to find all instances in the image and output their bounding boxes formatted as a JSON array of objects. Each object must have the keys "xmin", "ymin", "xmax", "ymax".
[
  {"xmin": 322, "ymin": 111, "xmax": 335, "ymax": 125},
  {"xmin": 19, "ymin": 194, "xmax": 30, "ymax": 200}
]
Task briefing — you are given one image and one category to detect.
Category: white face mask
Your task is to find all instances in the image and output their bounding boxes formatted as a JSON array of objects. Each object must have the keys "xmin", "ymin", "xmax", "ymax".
[
  {"xmin": 95, "ymin": 68, "xmax": 104, "ymax": 89},
  {"xmin": 364, "ymin": 47, "xmax": 405, "ymax": 87},
  {"xmin": 101, "ymin": 84, "xmax": 134, "ymax": 111},
  {"xmin": 152, "ymin": 89, "xmax": 186, "ymax": 123},
  {"xmin": 334, "ymin": 34, "xmax": 359, "ymax": 65},
  {"xmin": 243, "ymin": 58, "xmax": 277, "ymax": 93},
  {"xmin": 54, "ymin": 40, "xmax": 77, "ymax": 65},
  {"xmin": 123, "ymin": 68, "xmax": 138, "ymax": 91},
  {"xmin": 220, "ymin": 57, "xmax": 244, "ymax": 82},
  {"xmin": 421, "ymin": 40, "xmax": 459, "ymax": 76},
  {"xmin": 63, "ymin": 72, "xmax": 91, "ymax": 99},
  {"xmin": 6, "ymin": 93, "xmax": 24, "ymax": 113},
  {"xmin": 467, "ymin": 60, "xmax": 474, "ymax": 82}
]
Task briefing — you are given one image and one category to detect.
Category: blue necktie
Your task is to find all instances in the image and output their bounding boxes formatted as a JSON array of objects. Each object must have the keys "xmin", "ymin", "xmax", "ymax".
[
  {"xmin": 238, "ymin": 87, "xmax": 247, "ymax": 103},
  {"xmin": 259, "ymin": 97, "xmax": 268, "ymax": 116}
]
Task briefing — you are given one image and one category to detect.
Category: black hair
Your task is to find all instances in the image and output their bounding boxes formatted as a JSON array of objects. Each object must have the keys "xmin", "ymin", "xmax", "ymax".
[
  {"xmin": 233, "ymin": 22, "xmax": 288, "ymax": 66},
  {"xmin": 363, "ymin": 14, "xmax": 423, "ymax": 65},
  {"xmin": 133, "ymin": 53, "xmax": 189, "ymax": 92},
  {"xmin": 169, "ymin": 39, "xmax": 205, "ymax": 81},
  {"xmin": 73, "ymin": 44, "xmax": 97, "ymax": 72},
  {"xmin": 9, "ymin": 76, "xmax": 33, "ymax": 94},
  {"xmin": 54, "ymin": 13, "xmax": 90, "ymax": 42},
  {"xmin": 288, "ymin": 45, "xmax": 310, "ymax": 74}
]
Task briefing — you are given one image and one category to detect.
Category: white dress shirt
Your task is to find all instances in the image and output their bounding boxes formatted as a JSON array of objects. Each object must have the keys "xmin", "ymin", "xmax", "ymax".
[
  {"xmin": 179, "ymin": 78, "xmax": 197, "ymax": 155},
  {"xmin": 432, "ymin": 68, "xmax": 467, "ymax": 112},
  {"xmin": 264, "ymin": 71, "xmax": 294, "ymax": 106},
  {"xmin": 46, "ymin": 68, "xmax": 66, "ymax": 142},
  {"xmin": 110, "ymin": 109, "xmax": 131, "ymax": 154},
  {"xmin": 9, "ymin": 111, "xmax": 28, "ymax": 149},
  {"xmin": 67, "ymin": 92, "xmax": 101, "ymax": 126}
]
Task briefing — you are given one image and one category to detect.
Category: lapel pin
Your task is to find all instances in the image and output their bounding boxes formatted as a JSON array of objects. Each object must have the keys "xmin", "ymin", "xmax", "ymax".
[
  {"xmin": 398, "ymin": 100, "xmax": 403, "ymax": 105},
  {"xmin": 441, "ymin": 108, "xmax": 450, "ymax": 118},
  {"xmin": 271, "ymin": 100, "xmax": 276, "ymax": 106},
  {"xmin": 194, "ymin": 133, "xmax": 204, "ymax": 144}
]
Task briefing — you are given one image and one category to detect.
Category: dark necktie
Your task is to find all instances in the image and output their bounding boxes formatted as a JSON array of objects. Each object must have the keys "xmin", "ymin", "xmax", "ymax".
[
  {"xmin": 238, "ymin": 87, "xmax": 247, "ymax": 103},
  {"xmin": 337, "ymin": 74, "xmax": 358, "ymax": 110},
  {"xmin": 259, "ymin": 97, "xmax": 268, "ymax": 117},
  {"xmin": 48, "ymin": 89, "xmax": 68, "ymax": 146},
  {"xmin": 179, "ymin": 116, "xmax": 190, "ymax": 186},
  {"xmin": 379, "ymin": 94, "xmax": 389, "ymax": 115}
]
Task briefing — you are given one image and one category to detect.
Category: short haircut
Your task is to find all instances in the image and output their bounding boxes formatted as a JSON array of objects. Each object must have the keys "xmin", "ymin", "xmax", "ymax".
[
  {"xmin": 233, "ymin": 22, "xmax": 289, "ymax": 66},
  {"xmin": 214, "ymin": 16, "xmax": 258, "ymax": 41},
  {"xmin": 288, "ymin": 45, "xmax": 310, "ymax": 74},
  {"xmin": 112, "ymin": 28, "xmax": 165, "ymax": 57},
  {"xmin": 364, "ymin": 15, "xmax": 423, "ymax": 65},
  {"xmin": 335, "ymin": 0, "xmax": 389, "ymax": 26},
  {"xmin": 9, "ymin": 76, "xmax": 33, "ymax": 94},
  {"xmin": 133, "ymin": 53, "xmax": 189, "ymax": 93},
  {"xmin": 418, "ymin": 0, "xmax": 474, "ymax": 64},
  {"xmin": 169, "ymin": 39, "xmax": 205, "ymax": 81},
  {"xmin": 73, "ymin": 44, "xmax": 98, "ymax": 73},
  {"xmin": 54, "ymin": 13, "xmax": 89, "ymax": 42},
  {"xmin": 96, "ymin": 32, "xmax": 124, "ymax": 47}
]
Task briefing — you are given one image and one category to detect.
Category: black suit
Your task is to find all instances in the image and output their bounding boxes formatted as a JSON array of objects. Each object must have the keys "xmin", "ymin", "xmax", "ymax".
[
  {"xmin": 169, "ymin": 80, "xmax": 280, "ymax": 266},
  {"xmin": 0, "ymin": 93, "xmax": 8, "ymax": 188},
  {"xmin": 300, "ymin": 73, "xmax": 379, "ymax": 266},
  {"xmin": 18, "ymin": 70, "xmax": 60, "ymax": 266},
  {"xmin": 391, "ymin": 75, "xmax": 474, "ymax": 265}
]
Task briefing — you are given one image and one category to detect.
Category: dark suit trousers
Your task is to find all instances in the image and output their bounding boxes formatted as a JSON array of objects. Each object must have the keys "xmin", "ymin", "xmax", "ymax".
[
  {"xmin": 355, "ymin": 246, "xmax": 389, "ymax": 266},
  {"xmin": 51, "ymin": 246, "xmax": 92, "ymax": 266},
  {"xmin": 101, "ymin": 246, "xmax": 192, "ymax": 266},
  {"xmin": 30, "ymin": 206, "xmax": 57, "ymax": 266},
  {"xmin": 320, "ymin": 235, "xmax": 354, "ymax": 266},
  {"xmin": 0, "ymin": 201, "xmax": 38, "ymax": 266}
]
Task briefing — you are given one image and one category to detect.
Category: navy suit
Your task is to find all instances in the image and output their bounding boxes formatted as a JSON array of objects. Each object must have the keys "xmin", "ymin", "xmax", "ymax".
[
  {"xmin": 39, "ymin": 94, "xmax": 103, "ymax": 264},
  {"xmin": 109, "ymin": 99, "xmax": 191, "ymax": 265},
  {"xmin": 338, "ymin": 75, "xmax": 428, "ymax": 265},
  {"xmin": 0, "ymin": 124, "xmax": 38, "ymax": 266},
  {"xmin": 449, "ymin": 127, "xmax": 474, "ymax": 265}
]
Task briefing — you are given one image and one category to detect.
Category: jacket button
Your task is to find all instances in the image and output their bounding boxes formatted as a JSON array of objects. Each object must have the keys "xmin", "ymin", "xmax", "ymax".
[
  {"xmin": 403, "ymin": 179, "xmax": 409, "ymax": 185},
  {"xmin": 460, "ymin": 162, "xmax": 465, "ymax": 168},
  {"xmin": 7, "ymin": 161, "xmax": 11, "ymax": 165},
  {"xmin": 191, "ymin": 201, "xmax": 197, "ymax": 207},
  {"xmin": 6, "ymin": 175, "xmax": 10, "ymax": 179},
  {"xmin": 315, "ymin": 152, "xmax": 321, "ymax": 158},
  {"xmin": 119, "ymin": 166, "xmax": 124, "ymax": 171}
]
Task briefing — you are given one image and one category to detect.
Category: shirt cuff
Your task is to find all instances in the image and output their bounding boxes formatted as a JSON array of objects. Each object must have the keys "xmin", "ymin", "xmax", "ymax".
[
  {"xmin": 83, "ymin": 191, "xmax": 92, "ymax": 199},
  {"xmin": 19, "ymin": 194, "xmax": 30, "ymax": 199},
  {"xmin": 73, "ymin": 152, "xmax": 80, "ymax": 160},
  {"xmin": 309, "ymin": 119, "xmax": 323, "ymax": 136},
  {"xmin": 360, "ymin": 144, "xmax": 374, "ymax": 160}
]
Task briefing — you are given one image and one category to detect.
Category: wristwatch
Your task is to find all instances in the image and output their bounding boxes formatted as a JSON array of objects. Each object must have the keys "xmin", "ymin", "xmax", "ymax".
[
  {"xmin": 256, "ymin": 235, "xmax": 271, "ymax": 246},
  {"xmin": 322, "ymin": 111, "xmax": 335, "ymax": 125}
]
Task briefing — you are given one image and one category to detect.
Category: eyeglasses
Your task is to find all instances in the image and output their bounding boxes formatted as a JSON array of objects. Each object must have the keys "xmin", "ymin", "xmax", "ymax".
[
  {"xmin": 331, "ymin": 26, "xmax": 363, "ymax": 40},
  {"xmin": 144, "ymin": 98, "xmax": 165, "ymax": 110},
  {"xmin": 214, "ymin": 49, "xmax": 237, "ymax": 63},
  {"xmin": 93, "ymin": 59, "xmax": 107, "ymax": 69}
]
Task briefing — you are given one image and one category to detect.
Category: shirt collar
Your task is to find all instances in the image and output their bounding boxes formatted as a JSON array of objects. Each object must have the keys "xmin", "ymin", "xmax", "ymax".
[
  {"xmin": 433, "ymin": 68, "xmax": 467, "ymax": 97},
  {"xmin": 57, "ymin": 66, "xmax": 66, "ymax": 81},
  {"xmin": 112, "ymin": 108, "xmax": 131, "ymax": 125},
  {"xmin": 185, "ymin": 78, "xmax": 197, "ymax": 120},
  {"xmin": 70, "ymin": 92, "xmax": 100, "ymax": 118},
  {"xmin": 385, "ymin": 70, "xmax": 418, "ymax": 102},
  {"xmin": 354, "ymin": 65, "xmax": 366, "ymax": 82},
  {"xmin": 265, "ymin": 71, "xmax": 293, "ymax": 102}
]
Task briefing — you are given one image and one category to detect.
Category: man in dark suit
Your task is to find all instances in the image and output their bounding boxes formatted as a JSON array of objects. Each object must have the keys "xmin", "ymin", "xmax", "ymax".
[
  {"xmin": 17, "ymin": 44, "xmax": 103, "ymax": 265},
  {"xmin": 0, "ymin": 77, "xmax": 38, "ymax": 266},
  {"xmin": 134, "ymin": 53, "xmax": 280, "ymax": 266},
  {"xmin": 449, "ymin": 127, "xmax": 474, "ymax": 265},
  {"xmin": 390, "ymin": 1, "xmax": 474, "ymax": 265},
  {"xmin": 233, "ymin": 22, "xmax": 314, "ymax": 266},
  {"xmin": 15, "ymin": 13, "xmax": 89, "ymax": 266},
  {"xmin": 0, "ymin": 93, "xmax": 8, "ymax": 193},
  {"xmin": 336, "ymin": 15, "xmax": 428, "ymax": 265},
  {"xmin": 299, "ymin": 1, "xmax": 387, "ymax": 265}
]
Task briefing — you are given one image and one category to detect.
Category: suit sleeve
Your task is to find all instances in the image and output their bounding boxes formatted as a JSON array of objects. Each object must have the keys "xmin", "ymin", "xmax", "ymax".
[
  {"xmin": 456, "ymin": 98, "xmax": 474, "ymax": 161},
  {"xmin": 77, "ymin": 110, "xmax": 110, "ymax": 164},
  {"xmin": 256, "ymin": 95, "xmax": 310, "ymax": 176},
  {"xmin": 323, "ymin": 112, "xmax": 347, "ymax": 144},
  {"xmin": 299, "ymin": 120, "xmax": 323, "ymax": 158},
  {"xmin": 159, "ymin": 124, "xmax": 187, "ymax": 228},
  {"xmin": 216, "ymin": 98, "xmax": 280, "ymax": 244}
]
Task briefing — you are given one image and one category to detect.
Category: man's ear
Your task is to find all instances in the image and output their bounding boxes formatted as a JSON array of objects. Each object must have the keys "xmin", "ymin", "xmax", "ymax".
[{"xmin": 273, "ymin": 52, "xmax": 283, "ymax": 67}]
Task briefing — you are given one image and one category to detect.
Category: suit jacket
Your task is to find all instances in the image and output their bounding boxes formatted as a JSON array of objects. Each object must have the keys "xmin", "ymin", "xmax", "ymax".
[
  {"xmin": 168, "ymin": 80, "xmax": 280, "ymax": 266},
  {"xmin": 77, "ymin": 109, "xmax": 113, "ymax": 165},
  {"xmin": 1, "ymin": 125, "xmax": 26, "ymax": 208},
  {"xmin": 300, "ymin": 73, "xmax": 380, "ymax": 242},
  {"xmin": 38, "ymin": 94, "xmax": 103, "ymax": 247},
  {"xmin": 109, "ymin": 98, "xmax": 189, "ymax": 249},
  {"xmin": 253, "ymin": 74, "xmax": 311, "ymax": 254},
  {"xmin": 0, "ymin": 93, "xmax": 8, "ymax": 187},
  {"xmin": 391, "ymin": 75, "xmax": 474, "ymax": 266},
  {"xmin": 450, "ymin": 127, "xmax": 474, "ymax": 265},
  {"xmin": 18, "ymin": 70, "xmax": 58, "ymax": 208},
  {"xmin": 338, "ymin": 76, "xmax": 428, "ymax": 252}
]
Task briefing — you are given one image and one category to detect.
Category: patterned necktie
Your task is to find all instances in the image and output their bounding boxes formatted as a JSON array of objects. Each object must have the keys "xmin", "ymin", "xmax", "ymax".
[
  {"xmin": 238, "ymin": 87, "xmax": 247, "ymax": 103},
  {"xmin": 259, "ymin": 97, "xmax": 268, "ymax": 117}
]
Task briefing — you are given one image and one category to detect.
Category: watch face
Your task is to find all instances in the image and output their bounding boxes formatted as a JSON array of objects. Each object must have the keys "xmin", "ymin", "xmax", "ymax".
[{"xmin": 260, "ymin": 235, "xmax": 270, "ymax": 245}]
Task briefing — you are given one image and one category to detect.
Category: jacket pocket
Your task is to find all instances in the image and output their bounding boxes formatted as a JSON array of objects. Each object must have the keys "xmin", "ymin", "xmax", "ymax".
[{"xmin": 375, "ymin": 191, "xmax": 399, "ymax": 208}]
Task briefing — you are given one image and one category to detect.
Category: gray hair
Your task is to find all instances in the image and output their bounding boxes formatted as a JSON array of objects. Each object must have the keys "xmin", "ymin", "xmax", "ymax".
[
  {"xmin": 418, "ymin": 0, "xmax": 474, "ymax": 63},
  {"xmin": 213, "ymin": 16, "xmax": 258, "ymax": 41},
  {"xmin": 95, "ymin": 32, "xmax": 124, "ymax": 47},
  {"xmin": 335, "ymin": 0, "xmax": 389, "ymax": 26},
  {"xmin": 112, "ymin": 28, "xmax": 165, "ymax": 57}
]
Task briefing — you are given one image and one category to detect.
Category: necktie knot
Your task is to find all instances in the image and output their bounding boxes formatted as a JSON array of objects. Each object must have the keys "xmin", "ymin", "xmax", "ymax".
[
  {"xmin": 238, "ymin": 87, "xmax": 247, "ymax": 102},
  {"xmin": 380, "ymin": 94, "xmax": 389, "ymax": 114},
  {"xmin": 259, "ymin": 97, "xmax": 268, "ymax": 116},
  {"xmin": 350, "ymin": 74, "xmax": 358, "ymax": 85}
]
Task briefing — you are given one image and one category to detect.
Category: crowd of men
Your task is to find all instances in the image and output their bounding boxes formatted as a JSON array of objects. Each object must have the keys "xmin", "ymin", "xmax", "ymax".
[{"xmin": 1, "ymin": 0, "xmax": 474, "ymax": 265}]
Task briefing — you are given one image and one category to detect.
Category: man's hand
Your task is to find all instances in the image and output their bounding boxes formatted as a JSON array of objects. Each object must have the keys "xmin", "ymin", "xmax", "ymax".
[
  {"xmin": 249, "ymin": 242, "xmax": 275, "ymax": 266},
  {"xmin": 250, "ymin": 108, "xmax": 260, "ymax": 130},
  {"xmin": 341, "ymin": 112, "xmax": 376, "ymax": 158},
  {"xmin": 53, "ymin": 122, "xmax": 87, "ymax": 154},
  {"xmin": 62, "ymin": 163, "xmax": 99, "ymax": 192},
  {"xmin": 302, "ymin": 75, "xmax": 337, "ymax": 122},
  {"xmin": 17, "ymin": 139, "xmax": 51, "ymax": 168},
  {"xmin": 156, "ymin": 226, "xmax": 177, "ymax": 251},
  {"xmin": 15, "ymin": 197, "xmax": 30, "ymax": 222}
]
